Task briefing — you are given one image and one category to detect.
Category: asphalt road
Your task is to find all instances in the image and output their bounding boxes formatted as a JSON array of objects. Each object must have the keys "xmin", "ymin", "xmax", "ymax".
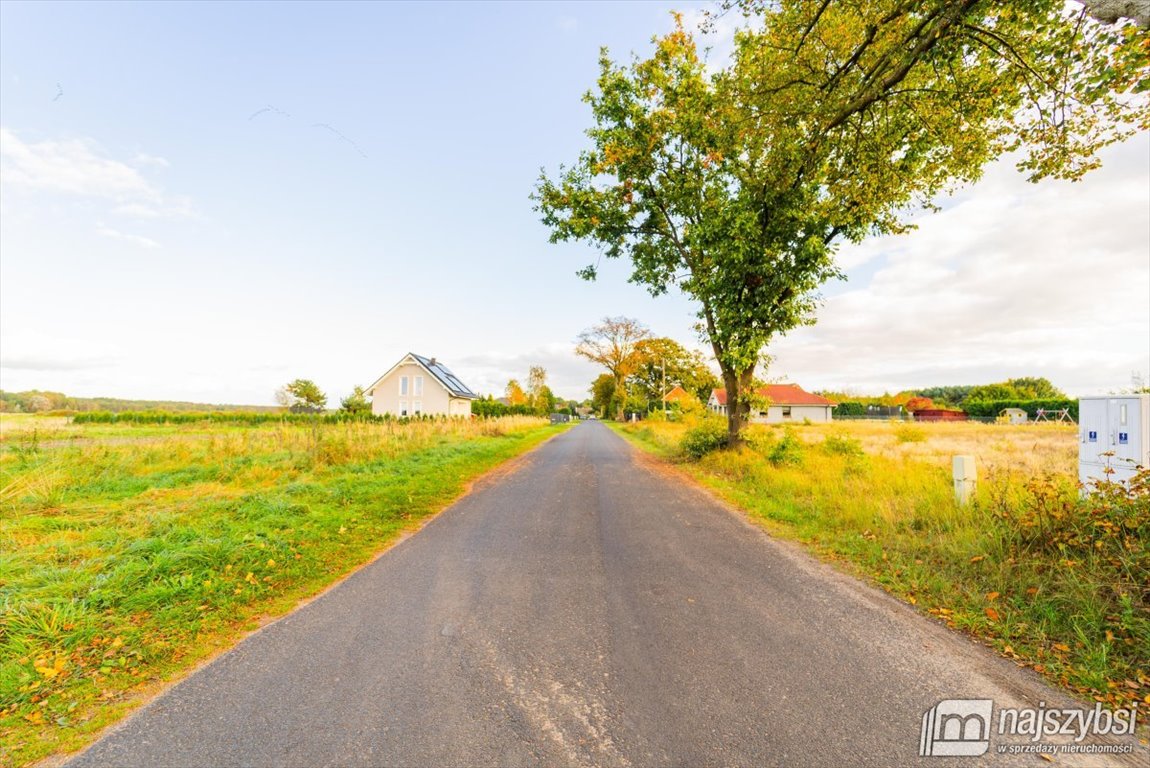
[{"xmin": 66, "ymin": 422, "xmax": 1144, "ymax": 767}]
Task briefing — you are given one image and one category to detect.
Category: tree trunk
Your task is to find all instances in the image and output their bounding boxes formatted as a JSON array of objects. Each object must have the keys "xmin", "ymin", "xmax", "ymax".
[
  {"xmin": 722, "ymin": 367, "xmax": 756, "ymax": 446},
  {"xmin": 614, "ymin": 373, "xmax": 626, "ymax": 421}
]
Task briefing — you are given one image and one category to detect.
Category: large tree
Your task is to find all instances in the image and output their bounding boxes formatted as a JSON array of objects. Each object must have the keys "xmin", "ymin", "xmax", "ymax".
[
  {"xmin": 575, "ymin": 316, "xmax": 651, "ymax": 419},
  {"xmin": 535, "ymin": 2, "xmax": 1148, "ymax": 443}
]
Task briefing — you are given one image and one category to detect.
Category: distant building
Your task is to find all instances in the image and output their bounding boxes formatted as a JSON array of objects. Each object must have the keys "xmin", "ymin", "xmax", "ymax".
[
  {"xmin": 365, "ymin": 353, "xmax": 477, "ymax": 418},
  {"xmin": 708, "ymin": 384, "xmax": 836, "ymax": 423},
  {"xmin": 662, "ymin": 385, "xmax": 698, "ymax": 407},
  {"xmin": 999, "ymin": 407, "xmax": 1028, "ymax": 425}
]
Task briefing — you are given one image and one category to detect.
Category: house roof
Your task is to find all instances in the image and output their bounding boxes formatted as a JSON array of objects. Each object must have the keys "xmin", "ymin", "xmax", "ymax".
[
  {"xmin": 710, "ymin": 384, "xmax": 836, "ymax": 407},
  {"xmin": 410, "ymin": 353, "xmax": 478, "ymax": 399},
  {"xmin": 663, "ymin": 385, "xmax": 695, "ymax": 402},
  {"xmin": 366, "ymin": 353, "xmax": 478, "ymax": 400}
]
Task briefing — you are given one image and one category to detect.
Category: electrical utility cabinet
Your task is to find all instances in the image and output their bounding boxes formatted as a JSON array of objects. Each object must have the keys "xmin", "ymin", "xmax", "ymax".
[{"xmin": 1078, "ymin": 394, "xmax": 1150, "ymax": 489}]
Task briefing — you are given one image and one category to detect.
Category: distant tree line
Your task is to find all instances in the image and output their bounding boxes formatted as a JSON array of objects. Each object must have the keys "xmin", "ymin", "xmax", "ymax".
[
  {"xmin": 474, "ymin": 365, "xmax": 573, "ymax": 418},
  {"xmin": 0, "ymin": 390, "xmax": 280, "ymax": 414}
]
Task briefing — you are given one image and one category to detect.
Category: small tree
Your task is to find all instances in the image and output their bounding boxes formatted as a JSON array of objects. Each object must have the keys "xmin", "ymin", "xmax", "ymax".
[
  {"xmin": 505, "ymin": 379, "xmax": 528, "ymax": 406},
  {"xmin": 339, "ymin": 386, "xmax": 371, "ymax": 416},
  {"xmin": 276, "ymin": 379, "xmax": 327, "ymax": 412},
  {"xmin": 590, "ymin": 373, "xmax": 617, "ymax": 418}
]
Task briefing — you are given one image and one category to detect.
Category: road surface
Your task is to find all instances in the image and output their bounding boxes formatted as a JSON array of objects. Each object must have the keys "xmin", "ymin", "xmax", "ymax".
[{"xmin": 66, "ymin": 422, "xmax": 1143, "ymax": 767}]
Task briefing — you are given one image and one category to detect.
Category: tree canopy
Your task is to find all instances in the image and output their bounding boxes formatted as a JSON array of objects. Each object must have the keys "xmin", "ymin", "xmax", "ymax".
[
  {"xmin": 535, "ymin": 1, "xmax": 1148, "ymax": 441},
  {"xmin": 575, "ymin": 316, "xmax": 651, "ymax": 419},
  {"xmin": 276, "ymin": 379, "xmax": 328, "ymax": 412},
  {"xmin": 629, "ymin": 337, "xmax": 720, "ymax": 406}
]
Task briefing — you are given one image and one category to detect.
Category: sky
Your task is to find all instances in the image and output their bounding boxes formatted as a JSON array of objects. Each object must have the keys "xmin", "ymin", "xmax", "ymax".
[{"xmin": 1, "ymin": 1, "xmax": 1147, "ymax": 405}]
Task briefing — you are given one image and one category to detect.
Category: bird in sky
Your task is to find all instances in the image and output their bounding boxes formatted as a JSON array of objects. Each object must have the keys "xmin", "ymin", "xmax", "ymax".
[
  {"xmin": 247, "ymin": 103, "xmax": 366, "ymax": 159},
  {"xmin": 312, "ymin": 122, "xmax": 368, "ymax": 158},
  {"xmin": 248, "ymin": 104, "xmax": 291, "ymax": 120}
]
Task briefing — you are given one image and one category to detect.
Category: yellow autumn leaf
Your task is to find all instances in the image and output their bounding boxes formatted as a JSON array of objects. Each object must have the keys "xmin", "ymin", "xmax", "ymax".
[
  {"xmin": 266, "ymin": 559, "xmax": 276, "ymax": 567},
  {"xmin": 1053, "ymin": 643, "xmax": 1070, "ymax": 653},
  {"xmin": 985, "ymin": 607, "xmax": 1001, "ymax": 621},
  {"xmin": 969, "ymin": 555, "xmax": 985, "ymax": 564},
  {"xmin": 985, "ymin": 591, "xmax": 1000, "ymax": 601}
]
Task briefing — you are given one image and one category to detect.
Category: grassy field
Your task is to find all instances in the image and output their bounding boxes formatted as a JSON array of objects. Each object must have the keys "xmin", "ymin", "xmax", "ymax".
[
  {"xmin": 0, "ymin": 414, "xmax": 564, "ymax": 768},
  {"xmin": 615, "ymin": 417, "xmax": 1149, "ymax": 718}
]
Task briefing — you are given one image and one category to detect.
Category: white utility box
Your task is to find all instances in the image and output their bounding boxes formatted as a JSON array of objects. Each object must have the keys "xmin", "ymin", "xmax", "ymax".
[{"xmin": 1078, "ymin": 394, "xmax": 1150, "ymax": 489}]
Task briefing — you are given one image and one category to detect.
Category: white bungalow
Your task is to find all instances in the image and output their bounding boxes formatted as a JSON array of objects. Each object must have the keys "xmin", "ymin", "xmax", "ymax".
[
  {"xmin": 366, "ymin": 353, "xmax": 478, "ymax": 418},
  {"xmin": 708, "ymin": 383, "xmax": 836, "ymax": 423}
]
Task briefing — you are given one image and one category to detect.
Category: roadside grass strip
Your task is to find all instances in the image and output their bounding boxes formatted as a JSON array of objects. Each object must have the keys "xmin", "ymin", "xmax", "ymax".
[{"xmin": 0, "ymin": 416, "xmax": 564, "ymax": 767}]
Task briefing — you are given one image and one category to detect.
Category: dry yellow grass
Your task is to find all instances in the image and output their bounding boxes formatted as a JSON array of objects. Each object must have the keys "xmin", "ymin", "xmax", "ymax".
[
  {"xmin": 0, "ymin": 414, "xmax": 70, "ymax": 437},
  {"xmin": 748, "ymin": 419, "xmax": 1077, "ymax": 478}
]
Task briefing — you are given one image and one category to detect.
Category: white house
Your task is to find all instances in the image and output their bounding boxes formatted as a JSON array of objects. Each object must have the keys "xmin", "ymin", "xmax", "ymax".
[
  {"xmin": 366, "ymin": 353, "xmax": 478, "ymax": 418},
  {"xmin": 708, "ymin": 383, "xmax": 836, "ymax": 423}
]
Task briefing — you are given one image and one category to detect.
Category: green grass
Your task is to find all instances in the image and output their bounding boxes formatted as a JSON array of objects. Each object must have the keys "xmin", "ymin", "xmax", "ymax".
[
  {"xmin": 614, "ymin": 419, "xmax": 1150, "ymax": 718},
  {"xmin": 0, "ymin": 416, "xmax": 564, "ymax": 768}
]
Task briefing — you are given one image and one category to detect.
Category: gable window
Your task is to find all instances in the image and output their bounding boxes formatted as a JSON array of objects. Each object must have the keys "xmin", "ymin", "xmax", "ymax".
[
  {"xmin": 399, "ymin": 400, "xmax": 408, "ymax": 417},
  {"xmin": 400, "ymin": 376, "xmax": 409, "ymax": 396},
  {"xmin": 414, "ymin": 375, "xmax": 423, "ymax": 396}
]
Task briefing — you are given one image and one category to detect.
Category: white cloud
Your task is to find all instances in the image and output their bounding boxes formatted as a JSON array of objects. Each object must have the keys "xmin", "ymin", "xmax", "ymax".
[
  {"xmin": 95, "ymin": 223, "xmax": 160, "ymax": 249},
  {"xmin": 0, "ymin": 334, "xmax": 120, "ymax": 372},
  {"xmin": 769, "ymin": 136, "xmax": 1150, "ymax": 396},
  {"xmin": 132, "ymin": 152, "xmax": 170, "ymax": 169},
  {"xmin": 0, "ymin": 126, "xmax": 192, "ymax": 218},
  {"xmin": 1, "ymin": 127, "xmax": 157, "ymax": 198}
]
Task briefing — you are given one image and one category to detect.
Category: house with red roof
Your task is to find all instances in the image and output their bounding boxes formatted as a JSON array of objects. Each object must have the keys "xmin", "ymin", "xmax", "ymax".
[
  {"xmin": 662, "ymin": 385, "xmax": 698, "ymax": 406},
  {"xmin": 708, "ymin": 383, "xmax": 837, "ymax": 423}
]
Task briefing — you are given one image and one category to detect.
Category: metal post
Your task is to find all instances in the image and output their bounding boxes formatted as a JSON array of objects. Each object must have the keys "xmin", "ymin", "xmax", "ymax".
[{"xmin": 661, "ymin": 359, "xmax": 666, "ymax": 415}]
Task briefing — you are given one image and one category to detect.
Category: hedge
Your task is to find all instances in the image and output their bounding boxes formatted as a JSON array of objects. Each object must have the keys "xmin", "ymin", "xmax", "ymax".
[{"xmin": 961, "ymin": 399, "xmax": 1078, "ymax": 420}]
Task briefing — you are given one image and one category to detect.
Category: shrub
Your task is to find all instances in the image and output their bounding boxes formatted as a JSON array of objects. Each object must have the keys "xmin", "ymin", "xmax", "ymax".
[
  {"xmin": 822, "ymin": 432, "xmax": 864, "ymax": 458},
  {"xmin": 894, "ymin": 424, "xmax": 927, "ymax": 443},
  {"xmin": 768, "ymin": 427, "xmax": 804, "ymax": 466},
  {"xmin": 681, "ymin": 420, "xmax": 729, "ymax": 459}
]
